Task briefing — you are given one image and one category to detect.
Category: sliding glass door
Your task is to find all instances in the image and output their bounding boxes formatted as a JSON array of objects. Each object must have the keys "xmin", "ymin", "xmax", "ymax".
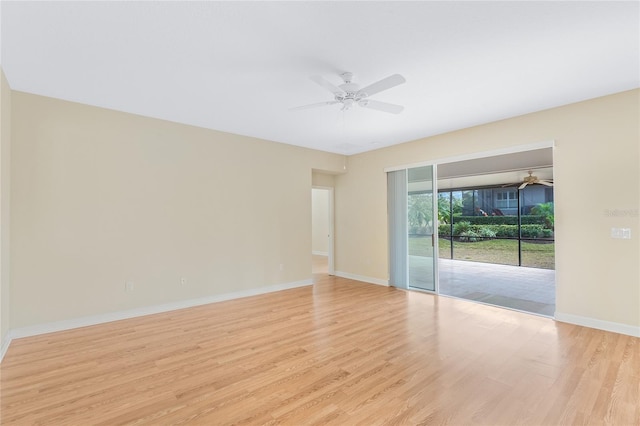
[
  {"xmin": 407, "ymin": 166, "xmax": 437, "ymax": 291},
  {"xmin": 388, "ymin": 165, "xmax": 438, "ymax": 291}
]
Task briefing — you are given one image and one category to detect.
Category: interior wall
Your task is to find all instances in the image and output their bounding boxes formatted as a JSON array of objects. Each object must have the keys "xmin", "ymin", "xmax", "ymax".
[
  {"xmin": 335, "ymin": 89, "xmax": 640, "ymax": 331},
  {"xmin": 0, "ymin": 69, "xmax": 11, "ymax": 345},
  {"xmin": 312, "ymin": 188, "xmax": 329, "ymax": 255},
  {"xmin": 10, "ymin": 91, "xmax": 345, "ymax": 328},
  {"xmin": 312, "ymin": 172, "xmax": 335, "ymax": 188}
]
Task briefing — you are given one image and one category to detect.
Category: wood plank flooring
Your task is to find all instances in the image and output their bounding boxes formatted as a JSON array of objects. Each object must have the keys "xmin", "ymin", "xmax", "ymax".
[{"xmin": 1, "ymin": 274, "xmax": 639, "ymax": 425}]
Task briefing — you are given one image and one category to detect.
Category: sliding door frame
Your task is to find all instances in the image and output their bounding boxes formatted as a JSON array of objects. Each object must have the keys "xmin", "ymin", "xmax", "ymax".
[
  {"xmin": 429, "ymin": 163, "xmax": 440, "ymax": 294},
  {"xmin": 386, "ymin": 140, "xmax": 555, "ymax": 296}
]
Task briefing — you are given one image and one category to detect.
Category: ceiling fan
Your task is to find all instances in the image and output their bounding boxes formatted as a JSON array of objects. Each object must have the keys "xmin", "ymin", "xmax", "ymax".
[
  {"xmin": 508, "ymin": 170, "xmax": 554, "ymax": 189},
  {"xmin": 291, "ymin": 72, "xmax": 406, "ymax": 114}
]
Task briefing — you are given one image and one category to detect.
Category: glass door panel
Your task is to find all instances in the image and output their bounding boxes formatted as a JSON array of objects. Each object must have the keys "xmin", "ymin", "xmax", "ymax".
[{"xmin": 407, "ymin": 166, "xmax": 436, "ymax": 291}]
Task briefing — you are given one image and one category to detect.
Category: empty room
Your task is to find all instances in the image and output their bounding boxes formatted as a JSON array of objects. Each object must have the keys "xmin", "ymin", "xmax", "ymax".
[{"xmin": 0, "ymin": 2, "xmax": 639, "ymax": 425}]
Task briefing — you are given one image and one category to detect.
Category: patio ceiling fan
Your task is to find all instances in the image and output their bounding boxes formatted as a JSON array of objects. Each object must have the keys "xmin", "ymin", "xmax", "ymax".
[
  {"xmin": 290, "ymin": 72, "xmax": 406, "ymax": 114},
  {"xmin": 510, "ymin": 170, "xmax": 554, "ymax": 189}
]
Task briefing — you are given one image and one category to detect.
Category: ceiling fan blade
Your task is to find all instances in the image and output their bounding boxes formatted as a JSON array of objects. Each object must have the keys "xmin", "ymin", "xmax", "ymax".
[
  {"xmin": 519, "ymin": 182, "xmax": 528, "ymax": 189},
  {"xmin": 289, "ymin": 100, "xmax": 339, "ymax": 111},
  {"xmin": 359, "ymin": 99, "xmax": 404, "ymax": 114},
  {"xmin": 310, "ymin": 75, "xmax": 344, "ymax": 96},
  {"xmin": 357, "ymin": 74, "xmax": 406, "ymax": 97},
  {"xmin": 539, "ymin": 180, "xmax": 554, "ymax": 186}
]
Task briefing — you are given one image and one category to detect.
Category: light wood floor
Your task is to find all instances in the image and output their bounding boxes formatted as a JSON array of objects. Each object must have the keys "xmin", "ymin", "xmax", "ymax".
[{"xmin": 1, "ymin": 275, "xmax": 639, "ymax": 425}]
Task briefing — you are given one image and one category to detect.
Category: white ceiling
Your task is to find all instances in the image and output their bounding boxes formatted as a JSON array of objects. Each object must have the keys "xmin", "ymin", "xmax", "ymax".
[{"xmin": 1, "ymin": 1, "xmax": 638, "ymax": 155}]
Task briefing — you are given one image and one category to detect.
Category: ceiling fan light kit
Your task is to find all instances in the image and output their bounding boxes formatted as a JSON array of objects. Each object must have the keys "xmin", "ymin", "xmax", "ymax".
[{"xmin": 292, "ymin": 72, "xmax": 406, "ymax": 114}]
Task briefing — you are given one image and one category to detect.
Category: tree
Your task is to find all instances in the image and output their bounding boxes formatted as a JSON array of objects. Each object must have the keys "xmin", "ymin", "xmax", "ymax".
[
  {"xmin": 408, "ymin": 193, "xmax": 432, "ymax": 234},
  {"xmin": 438, "ymin": 194, "xmax": 451, "ymax": 224},
  {"xmin": 531, "ymin": 202, "xmax": 554, "ymax": 229},
  {"xmin": 437, "ymin": 193, "xmax": 463, "ymax": 224}
]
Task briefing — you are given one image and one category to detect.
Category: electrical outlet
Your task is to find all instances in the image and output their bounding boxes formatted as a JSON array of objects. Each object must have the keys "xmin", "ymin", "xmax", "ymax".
[
  {"xmin": 125, "ymin": 281, "xmax": 134, "ymax": 292},
  {"xmin": 180, "ymin": 277, "xmax": 187, "ymax": 286}
]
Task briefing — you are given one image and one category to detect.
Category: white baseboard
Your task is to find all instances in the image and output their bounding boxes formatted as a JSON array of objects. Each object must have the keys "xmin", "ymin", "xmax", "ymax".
[
  {"xmin": 312, "ymin": 251, "xmax": 328, "ymax": 256},
  {"xmin": 0, "ymin": 279, "xmax": 313, "ymax": 362},
  {"xmin": 334, "ymin": 270, "xmax": 389, "ymax": 287},
  {"xmin": 1, "ymin": 330, "xmax": 14, "ymax": 362},
  {"xmin": 555, "ymin": 312, "xmax": 640, "ymax": 338}
]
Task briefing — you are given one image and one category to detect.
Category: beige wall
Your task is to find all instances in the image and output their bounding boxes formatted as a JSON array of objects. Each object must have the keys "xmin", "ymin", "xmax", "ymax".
[
  {"xmin": 312, "ymin": 172, "xmax": 335, "ymax": 188},
  {"xmin": 0, "ymin": 70, "xmax": 11, "ymax": 344},
  {"xmin": 312, "ymin": 188, "xmax": 330, "ymax": 254},
  {"xmin": 335, "ymin": 89, "xmax": 640, "ymax": 330},
  {"xmin": 4, "ymin": 84, "xmax": 639, "ymax": 336},
  {"xmin": 10, "ymin": 92, "xmax": 345, "ymax": 328}
]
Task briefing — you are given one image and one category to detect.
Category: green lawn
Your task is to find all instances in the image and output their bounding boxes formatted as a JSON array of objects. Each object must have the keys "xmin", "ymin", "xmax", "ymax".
[{"xmin": 409, "ymin": 236, "xmax": 555, "ymax": 270}]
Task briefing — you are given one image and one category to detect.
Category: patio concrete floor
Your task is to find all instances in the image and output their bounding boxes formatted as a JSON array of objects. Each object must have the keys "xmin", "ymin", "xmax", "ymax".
[{"xmin": 410, "ymin": 256, "xmax": 555, "ymax": 316}]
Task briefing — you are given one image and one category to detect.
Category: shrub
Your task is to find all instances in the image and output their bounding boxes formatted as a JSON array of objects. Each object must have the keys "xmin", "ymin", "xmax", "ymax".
[
  {"xmin": 459, "ymin": 230, "xmax": 480, "ymax": 242},
  {"xmin": 438, "ymin": 224, "xmax": 451, "ymax": 236},
  {"xmin": 453, "ymin": 215, "xmax": 547, "ymax": 225},
  {"xmin": 521, "ymin": 225, "xmax": 545, "ymax": 238},
  {"xmin": 455, "ymin": 224, "xmax": 496, "ymax": 242},
  {"xmin": 483, "ymin": 225, "xmax": 518, "ymax": 238},
  {"xmin": 521, "ymin": 216, "xmax": 548, "ymax": 225},
  {"xmin": 478, "ymin": 227, "xmax": 497, "ymax": 239},
  {"xmin": 531, "ymin": 202, "xmax": 554, "ymax": 229},
  {"xmin": 453, "ymin": 221, "xmax": 472, "ymax": 236},
  {"xmin": 454, "ymin": 215, "xmax": 516, "ymax": 225},
  {"xmin": 439, "ymin": 223, "xmax": 550, "ymax": 239}
]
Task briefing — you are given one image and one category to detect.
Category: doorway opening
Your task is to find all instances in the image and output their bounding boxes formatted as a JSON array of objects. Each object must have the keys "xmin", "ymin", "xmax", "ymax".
[
  {"xmin": 436, "ymin": 150, "xmax": 555, "ymax": 316},
  {"xmin": 312, "ymin": 187, "xmax": 334, "ymax": 276}
]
